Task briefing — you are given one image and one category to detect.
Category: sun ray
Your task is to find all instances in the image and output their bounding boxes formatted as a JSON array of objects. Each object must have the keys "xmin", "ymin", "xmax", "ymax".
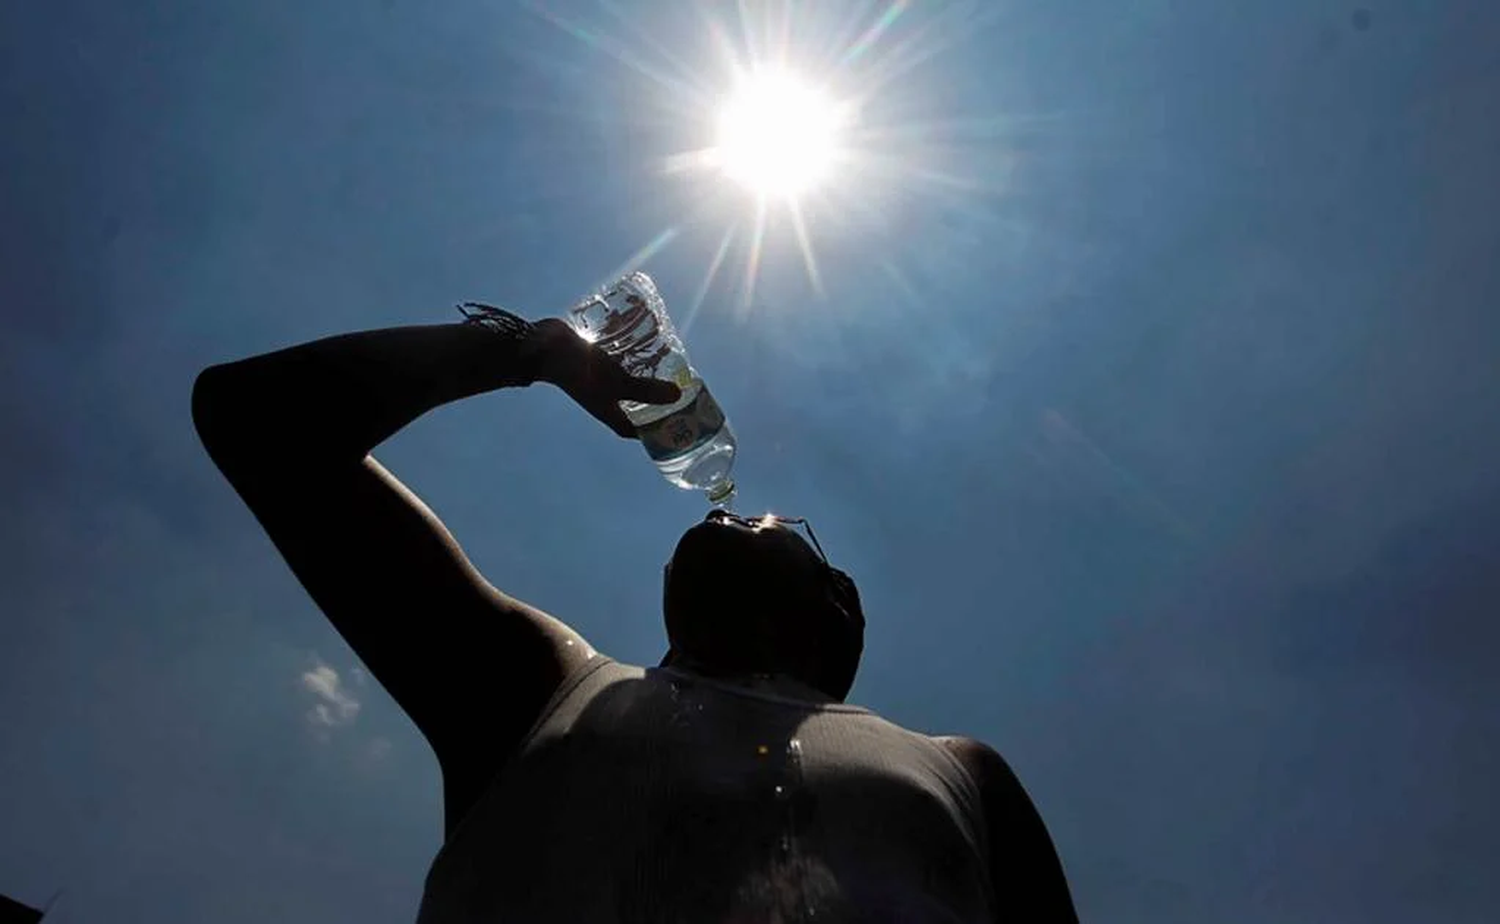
[
  {"xmin": 839, "ymin": 0, "xmax": 911, "ymax": 66},
  {"xmin": 661, "ymin": 146, "xmax": 723, "ymax": 176},
  {"xmin": 851, "ymin": 149, "xmax": 998, "ymax": 196},
  {"xmin": 845, "ymin": 11, "xmax": 949, "ymax": 93},
  {"xmin": 822, "ymin": 0, "xmax": 881, "ymax": 63},
  {"xmin": 1040, "ymin": 409, "xmax": 1196, "ymax": 542},
  {"xmin": 683, "ymin": 222, "xmax": 739, "ymax": 337},
  {"xmin": 737, "ymin": 198, "xmax": 770, "ymax": 318},
  {"xmin": 879, "ymin": 258, "xmax": 924, "ymax": 314},
  {"xmin": 595, "ymin": 177, "xmax": 738, "ymax": 298},
  {"xmin": 595, "ymin": 226, "xmax": 681, "ymax": 293},
  {"xmin": 854, "ymin": 111, "xmax": 1069, "ymax": 145},
  {"xmin": 816, "ymin": 182, "xmax": 888, "ymax": 239},
  {"xmin": 773, "ymin": 0, "xmax": 795, "ymax": 65},
  {"xmin": 788, "ymin": 199, "xmax": 824, "ymax": 297},
  {"xmin": 902, "ymin": 162, "xmax": 994, "ymax": 194},
  {"xmin": 523, "ymin": 0, "xmax": 705, "ymax": 109},
  {"xmin": 819, "ymin": 0, "xmax": 881, "ymax": 63},
  {"xmin": 849, "ymin": 2, "xmax": 1001, "ymax": 97},
  {"xmin": 860, "ymin": 34, "xmax": 957, "ymax": 98},
  {"xmin": 599, "ymin": 0, "xmax": 705, "ymax": 97},
  {"xmin": 735, "ymin": 0, "xmax": 763, "ymax": 71},
  {"xmin": 515, "ymin": 0, "xmax": 1028, "ymax": 344},
  {"xmin": 700, "ymin": 12, "xmax": 748, "ymax": 83}
]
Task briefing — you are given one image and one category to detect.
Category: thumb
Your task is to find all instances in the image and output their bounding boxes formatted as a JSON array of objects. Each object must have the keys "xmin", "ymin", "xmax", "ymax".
[{"xmin": 620, "ymin": 374, "xmax": 682, "ymax": 406}]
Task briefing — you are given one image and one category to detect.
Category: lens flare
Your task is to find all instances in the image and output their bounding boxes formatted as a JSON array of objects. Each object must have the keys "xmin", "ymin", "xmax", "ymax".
[{"xmin": 525, "ymin": 0, "xmax": 1010, "ymax": 318}]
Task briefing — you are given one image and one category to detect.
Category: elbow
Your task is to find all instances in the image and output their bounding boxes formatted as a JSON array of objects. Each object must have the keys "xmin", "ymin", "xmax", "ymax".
[
  {"xmin": 192, "ymin": 362, "xmax": 262, "ymax": 467},
  {"xmin": 193, "ymin": 360, "xmax": 345, "ymax": 472},
  {"xmin": 191, "ymin": 364, "xmax": 232, "ymax": 449}
]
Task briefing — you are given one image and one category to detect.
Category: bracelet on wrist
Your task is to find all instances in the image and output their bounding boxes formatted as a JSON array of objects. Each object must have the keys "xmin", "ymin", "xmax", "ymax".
[
  {"xmin": 456, "ymin": 302, "xmax": 546, "ymax": 387},
  {"xmin": 456, "ymin": 302, "xmax": 535, "ymax": 337}
]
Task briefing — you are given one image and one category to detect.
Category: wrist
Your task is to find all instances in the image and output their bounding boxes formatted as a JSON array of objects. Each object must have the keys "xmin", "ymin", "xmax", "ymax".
[
  {"xmin": 522, "ymin": 318, "xmax": 585, "ymax": 386},
  {"xmin": 456, "ymin": 303, "xmax": 550, "ymax": 388}
]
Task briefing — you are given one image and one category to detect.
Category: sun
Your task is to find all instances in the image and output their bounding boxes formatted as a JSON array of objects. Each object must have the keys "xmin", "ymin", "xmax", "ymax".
[
  {"xmin": 714, "ymin": 69, "xmax": 846, "ymax": 200},
  {"xmin": 530, "ymin": 1, "xmax": 995, "ymax": 316}
]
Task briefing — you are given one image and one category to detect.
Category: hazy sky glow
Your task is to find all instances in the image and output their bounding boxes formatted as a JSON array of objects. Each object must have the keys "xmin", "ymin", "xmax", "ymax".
[{"xmin": 3, "ymin": 2, "xmax": 1499, "ymax": 921}]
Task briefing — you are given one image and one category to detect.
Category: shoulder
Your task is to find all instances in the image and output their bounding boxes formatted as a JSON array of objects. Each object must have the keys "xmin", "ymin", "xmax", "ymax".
[
  {"xmin": 929, "ymin": 735, "xmax": 1038, "ymax": 821},
  {"xmin": 931, "ymin": 735, "xmax": 1014, "ymax": 786},
  {"xmin": 931, "ymin": 737, "xmax": 1081, "ymax": 921}
]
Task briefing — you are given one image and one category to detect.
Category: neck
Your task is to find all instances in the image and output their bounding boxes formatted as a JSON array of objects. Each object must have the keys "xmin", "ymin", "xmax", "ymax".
[{"xmin": 665, "ymin": 656, "xmax": 836, "ymax": 704}]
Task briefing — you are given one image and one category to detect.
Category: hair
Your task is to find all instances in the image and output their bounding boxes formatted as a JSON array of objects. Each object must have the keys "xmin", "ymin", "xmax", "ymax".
[{"xmin": 661, "ymin": 519, "xmax": 865, "ymax": 701}]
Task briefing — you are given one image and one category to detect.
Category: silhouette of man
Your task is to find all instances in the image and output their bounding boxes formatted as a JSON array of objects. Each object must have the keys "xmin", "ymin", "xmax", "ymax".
[{"xmin": 193, "ymin": 311, "xmax": 1079, "ymax": 922}]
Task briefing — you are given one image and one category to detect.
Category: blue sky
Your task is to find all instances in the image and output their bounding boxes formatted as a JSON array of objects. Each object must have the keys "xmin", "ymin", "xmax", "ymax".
[{"xmin": 3, "ymin": 1, "xmax": 1498, "ymax": 920}]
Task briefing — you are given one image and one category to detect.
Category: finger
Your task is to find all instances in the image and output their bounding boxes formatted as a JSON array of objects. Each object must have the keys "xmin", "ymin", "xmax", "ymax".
[
  {"xmin": 619, "ymin": 374, "xmax": 682, "ymax": 406},
  {"xmin": 588, "ymin": 399, "xmax": 638, "ymax": 439}
]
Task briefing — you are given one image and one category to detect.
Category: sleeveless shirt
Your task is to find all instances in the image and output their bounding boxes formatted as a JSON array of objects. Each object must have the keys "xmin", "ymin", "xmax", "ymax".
[{"xmin": 417, "ymin": 657, "xmax": 995, "ymax": 923}]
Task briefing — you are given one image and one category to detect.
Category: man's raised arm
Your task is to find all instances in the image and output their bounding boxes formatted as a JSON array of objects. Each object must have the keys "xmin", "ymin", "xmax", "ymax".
[{"xmin": 191, "ymin": 315, "xmax": 678, "ymax": 832}]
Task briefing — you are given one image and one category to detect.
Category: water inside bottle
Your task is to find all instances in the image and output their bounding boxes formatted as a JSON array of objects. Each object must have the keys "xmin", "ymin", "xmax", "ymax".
[
  {"xmin": 568, "ymin": 273, "xmax": 737, "ymax": 505},
  {"xmin": 629, "ymin": 370, "xmax": 737, "ymax": 505}
]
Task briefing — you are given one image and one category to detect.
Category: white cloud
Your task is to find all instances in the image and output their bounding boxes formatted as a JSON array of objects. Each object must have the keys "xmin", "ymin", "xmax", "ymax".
[{"xmin": 301, "ymin": 661, "xmax": 360, "ymax": 729}]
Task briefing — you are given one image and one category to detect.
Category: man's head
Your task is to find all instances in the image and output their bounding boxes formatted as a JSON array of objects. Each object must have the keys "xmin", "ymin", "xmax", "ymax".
[{"xmin": 661, "ymin": 510, "xmax": 865, "ymax": 701}]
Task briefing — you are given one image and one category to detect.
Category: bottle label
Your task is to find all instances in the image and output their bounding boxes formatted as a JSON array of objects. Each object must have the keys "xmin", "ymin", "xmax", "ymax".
[{"xmin": 637, "ymin": 387, "xmax": 727, "ymax": 461}]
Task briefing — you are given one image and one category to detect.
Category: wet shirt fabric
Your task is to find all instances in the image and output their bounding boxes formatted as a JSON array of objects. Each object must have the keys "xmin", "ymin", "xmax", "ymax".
[{"xmin": 417, "ymin": 657, "xmax": 995, "ymax": 924}]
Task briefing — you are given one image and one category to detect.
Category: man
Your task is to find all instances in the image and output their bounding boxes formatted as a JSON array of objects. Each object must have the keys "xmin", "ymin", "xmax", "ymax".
[{"xmin": 193, "ymin": 307, "xmax": 1079, "ymax": 922}]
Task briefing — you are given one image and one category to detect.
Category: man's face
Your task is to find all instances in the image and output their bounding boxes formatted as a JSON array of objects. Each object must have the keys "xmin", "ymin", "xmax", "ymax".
[
  {"xmin": 672, "ymin": 511, "xmax": 828, "ymax": 589},
  {"xmin": 662, "ymin": 510, "xmax": 865, "ymax": 699},
  {"xmin": 664, "ymin": 512, "xmax": 830, "ymax": 643}
]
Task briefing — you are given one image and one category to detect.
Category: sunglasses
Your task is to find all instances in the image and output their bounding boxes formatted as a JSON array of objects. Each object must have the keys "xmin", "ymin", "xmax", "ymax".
[{"xmin": 702, "ymin": 508, "xmax": 831, "ymax": 567}]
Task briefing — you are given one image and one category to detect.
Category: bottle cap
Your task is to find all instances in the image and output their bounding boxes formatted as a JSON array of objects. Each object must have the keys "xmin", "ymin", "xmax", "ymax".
[{"xmin": 706, "ymin": 480, "xmax": 737, "ymax": 508}]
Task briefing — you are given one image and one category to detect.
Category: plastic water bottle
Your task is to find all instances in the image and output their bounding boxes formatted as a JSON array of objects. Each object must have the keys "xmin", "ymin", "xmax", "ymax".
[{"xmin": 565, "ymin": 271, "xmax": 738, "ymax": 506}]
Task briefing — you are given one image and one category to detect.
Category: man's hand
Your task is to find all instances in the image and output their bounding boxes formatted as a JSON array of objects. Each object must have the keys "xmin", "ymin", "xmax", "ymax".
[{"xmin": 530, "ymin": 318, "xmax": 683, "ymax": 438}]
